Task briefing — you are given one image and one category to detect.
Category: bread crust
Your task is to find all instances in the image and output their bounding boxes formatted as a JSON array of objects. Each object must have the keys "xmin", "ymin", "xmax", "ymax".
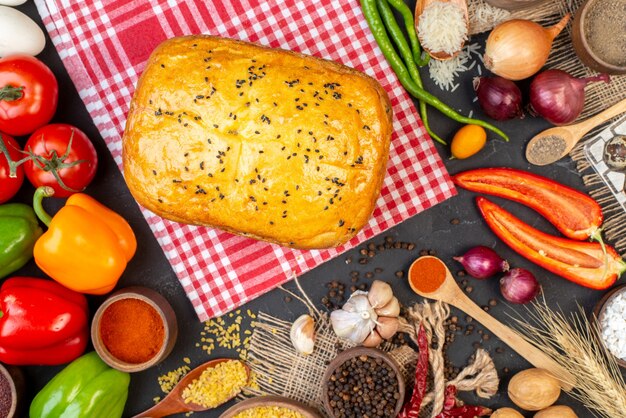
[{"xmin": 123, "ymin": 35, "xmax": 392, "ymax": 249}]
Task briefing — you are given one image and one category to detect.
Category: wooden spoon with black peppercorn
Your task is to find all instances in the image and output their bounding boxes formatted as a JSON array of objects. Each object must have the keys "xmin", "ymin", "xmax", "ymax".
[
  {"xmin": 132, "ymin": 359, "xmax": 249, "ymax": 418},
  {"xmin": 526, "ymin": 98, "xmax": 626, "ymax": 166},
  {"xmin": 407, "ymin": 256, "xmax": 575, "ymax": 390}
]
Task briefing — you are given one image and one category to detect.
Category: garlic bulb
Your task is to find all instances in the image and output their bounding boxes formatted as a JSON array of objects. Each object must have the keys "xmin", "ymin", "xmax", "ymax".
[
  {"xmin": 368, "ymin": 280, "xmax": 394, "ymax": 308},
  {"xmin": 375, "ymin": 296, "xmax": 400, "ymax": 317},
  {"xmin": 331, "ymin": 292, "xmax": 378, "ymax": 344},
  {"xmin": 290, "ymin": 314, "xmax": 315, "ymax": 355}
]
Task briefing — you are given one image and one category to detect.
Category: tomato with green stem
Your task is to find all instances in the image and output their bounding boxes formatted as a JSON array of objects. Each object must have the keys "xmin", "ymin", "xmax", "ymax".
[
  {"xmin": 22, "ymin": 124, "xmax": 97, "ymax": 198},
  {"xmin": 0, "ymin": 56, "xmax": 58, "ymax": 137},
  {"xmin": 0, "ymin": 133, "xmax": 23, "ymax": 203}
]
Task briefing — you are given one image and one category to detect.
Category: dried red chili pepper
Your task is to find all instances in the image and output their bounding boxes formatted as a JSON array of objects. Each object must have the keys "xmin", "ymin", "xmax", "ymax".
[
  {"xmin": 453, "ymin": 167, "xmax": 603, "ymax": 241},
  {"xmin": 477, "ymin": 196, "xmax": 626, "ymax": 289},
  {"xmin": 435, "ymin": 385, "xmax": 492, "ymax": 417},
  {"xmin": 398, "ymin": 324, "xmax": 429, "ymax": 418}
]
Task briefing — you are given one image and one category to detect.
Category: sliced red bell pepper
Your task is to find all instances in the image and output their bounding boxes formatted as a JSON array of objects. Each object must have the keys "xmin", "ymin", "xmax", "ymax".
[
  {"xmin": 477, "ymin": 197, "xmax": 626, "ymax": 290},
  {"xmin": 453, "ymin": 168, "xmax": 603, "ymax": 241},
  {"xmin": 0, "ymin": 277, "xmax": 89, "ymax": 365}
]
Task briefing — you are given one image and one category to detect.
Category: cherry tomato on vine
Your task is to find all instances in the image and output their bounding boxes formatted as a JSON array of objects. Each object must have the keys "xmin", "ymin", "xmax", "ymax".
[
  {"xmin": 0, "ymin": 133, "xmax": 24, "ymax": 203},
  {"xmin": 23, "ymin": 124, "xmax": 98, "ymax": 197},
  {"xmin": 0, "ymin": 55, "xmax": 58, "ymax": 137}
]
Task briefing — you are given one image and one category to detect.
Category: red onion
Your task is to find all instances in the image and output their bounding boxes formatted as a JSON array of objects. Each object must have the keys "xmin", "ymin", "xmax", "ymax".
[
  {"xmin": 473, "ymin": 76, "xmax": 523, "ymax": 121},
  {"xmin": 500, "ymin": 268, "xmax": 540, "ymax": 304},
  {"xmin": 529, "ymin": 70, "xmax": 610, "ymax": 125},
  {"xmin": 453, "ymin": 246, "xmax": 510, "ymax": 280}
]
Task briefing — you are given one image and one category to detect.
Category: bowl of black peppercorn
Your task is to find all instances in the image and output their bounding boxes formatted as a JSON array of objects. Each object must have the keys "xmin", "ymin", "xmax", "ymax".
[{"xmin": 322, "ymin": 347, "xmax": 405, "ymax": 418}]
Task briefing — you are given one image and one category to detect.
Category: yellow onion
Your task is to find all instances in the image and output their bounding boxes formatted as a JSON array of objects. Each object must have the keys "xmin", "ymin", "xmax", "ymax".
[{"xmin": 484, "ymin": 14, "xmax": 570, "ymax": 80}]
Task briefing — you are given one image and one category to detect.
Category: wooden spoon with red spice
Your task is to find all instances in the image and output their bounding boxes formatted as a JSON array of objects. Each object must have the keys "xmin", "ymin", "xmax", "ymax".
[
  {"xmin": 407, "ymin": 256, "xmax": 575, "ymax": 390},
  {"xmin": 132, "ymin": 358, "xmax": 250, "ymax": 418}
]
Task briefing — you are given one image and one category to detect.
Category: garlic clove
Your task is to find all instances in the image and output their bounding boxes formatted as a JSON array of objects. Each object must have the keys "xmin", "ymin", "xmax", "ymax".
[
  {"xmin": 362, "ymin": 330, "xmax": 383, "ymax": 347},
  {"xmin": 376, "ymin": 316, "xmax": 399, "ymax": 340},
  {"xmin": 290, "ymin": 314, "xmax": 315, "ymax": 355},
  {"xmin": 375, "ymin": 296, "xmax": 400, "ymax": 317},
  {"xmin": 367, "ymin": 280, "xmax": 394, "ymax": 308}
]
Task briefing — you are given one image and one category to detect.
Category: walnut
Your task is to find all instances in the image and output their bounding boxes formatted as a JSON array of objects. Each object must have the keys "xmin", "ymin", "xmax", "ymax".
[
  {"xmin": 492, "ymin": 407, "xmax": 524, "ymax": 417},
  {"xmin": 508, "ymin": 368, "xmax": 561, "ymax": 411},
  {"xmin": 534, "ymin": 405, "xmax": 578, "ymax": 418}
]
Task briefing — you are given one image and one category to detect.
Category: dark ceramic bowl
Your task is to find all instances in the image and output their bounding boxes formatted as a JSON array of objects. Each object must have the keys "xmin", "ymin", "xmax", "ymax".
[
  {"xmin": 572, "ymin": 0, "xmax": 626, "ymax": 74},
  {"xmin": 91, "ymin": 286, "xmax": 178, "ymax": 373},
  {"xmin": 321, "ymin": 347, "xmax": 405, "ymax": 418},
  {"xmin": 219, "ymin": 396, "xmax": 322, "ymax": 418},
  {"xmin": 0, "ymin": 363, "xmax": 25, "ymax": 418},
  {"xmin": 593, "ymin": 284, "xmax": 626, "ymax": 369}
]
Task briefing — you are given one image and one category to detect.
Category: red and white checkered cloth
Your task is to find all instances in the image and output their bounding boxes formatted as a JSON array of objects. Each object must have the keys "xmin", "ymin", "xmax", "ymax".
[{"xmin": 34, "ymin": 0, "xmax": 455, "ymax": 321}]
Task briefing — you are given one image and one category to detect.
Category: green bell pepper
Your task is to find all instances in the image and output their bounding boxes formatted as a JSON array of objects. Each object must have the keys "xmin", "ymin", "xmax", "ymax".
[
  {"xmin": 0, "ymin": 203, "xmax": 43, "ymax": 278},
  {"xmin": 30, "ymin": 352, "xmax": 130, "ymax": 418}
]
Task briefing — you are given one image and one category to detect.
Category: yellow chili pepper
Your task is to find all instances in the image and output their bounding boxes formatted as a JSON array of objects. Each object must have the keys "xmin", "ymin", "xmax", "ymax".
[{"xmin": 32, "ymin": 187, "xmax": 137, "ymax": 295}]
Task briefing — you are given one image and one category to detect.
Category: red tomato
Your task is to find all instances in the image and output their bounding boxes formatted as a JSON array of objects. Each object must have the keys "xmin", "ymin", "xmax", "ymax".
[
  {"xmin": 0, "ymin": 133, "xmax": 24, "ymax": 203},
  {"xmin": 0, "ymin": 55, "xmax": 58, "ymax": 136},
  {"xmin": 23, "ymin": 124, "xmax": 98, "ymax": 197}
]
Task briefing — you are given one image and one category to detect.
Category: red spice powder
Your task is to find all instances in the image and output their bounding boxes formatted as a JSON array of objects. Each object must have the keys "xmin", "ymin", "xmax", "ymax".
[
  {"xmin": 100, "ymin": 298, "xmax": 165, "ymax": 364},
  {"xmin": 409, "ymin": 257, "xmax": 446, "ymax": 293}
]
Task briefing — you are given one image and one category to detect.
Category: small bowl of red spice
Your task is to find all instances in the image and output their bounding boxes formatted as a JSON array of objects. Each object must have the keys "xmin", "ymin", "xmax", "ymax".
[{"xmin": 91, "ymin": 286, "xmax": 178, "ymax": 372}]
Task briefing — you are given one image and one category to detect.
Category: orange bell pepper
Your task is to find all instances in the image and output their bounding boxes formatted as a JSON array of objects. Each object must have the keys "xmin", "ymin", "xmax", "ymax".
[{"xmin": 32, "ymin": 187, "xmax": 136, "ymax": 294}]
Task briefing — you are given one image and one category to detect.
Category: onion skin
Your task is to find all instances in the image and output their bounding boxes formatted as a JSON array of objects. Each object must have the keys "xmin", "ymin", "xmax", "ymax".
[
  {"xmin": 474, "ymin": 77, "xmax": 523, "ymax": 120},
  {"xmin": 529, "ymin": 69, "xmax": 610, "ymax": 125},
  {"xmin": 500, "ymin": 268, "xmax": 541, "ymax": 304},
  {"xmin": 484, "ymin": 15, "xmax": 570, "ymax": 81},
  {"xmin": 453, "ymin": 246, "xmax": 510, "ymax": 280}
]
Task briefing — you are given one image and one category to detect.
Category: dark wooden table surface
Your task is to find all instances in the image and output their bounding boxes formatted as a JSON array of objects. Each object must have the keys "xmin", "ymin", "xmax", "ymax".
[{"xmin": 15, "ymin": 1, "xmax": 624, "ymax": 417}]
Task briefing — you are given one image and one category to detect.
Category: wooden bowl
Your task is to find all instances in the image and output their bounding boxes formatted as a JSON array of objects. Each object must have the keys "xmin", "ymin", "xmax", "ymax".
[
  {"xmin": 572, "ymin": 0, "xmax": 626, "ymax": 74},
  {"xmin": 0, "ymin": 363, "xmax": 25, "ymax": 418},
  {"xmin": 321, "ymin": 347, "xmax": 405, "ymax": 418},
  {"xmin": 593, "ymin": 284, "xmax": 626, "ymax": 369},
  {"xmin": 219, "ymin": 395, "xmax": 322, "ymax": 418},
  {"xmin": 91, "ymin": 286, "xmax": 178, "ymax": 373}
]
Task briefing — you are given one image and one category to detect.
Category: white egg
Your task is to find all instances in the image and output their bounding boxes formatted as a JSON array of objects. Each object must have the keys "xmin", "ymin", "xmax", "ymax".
[
  {"xmin": 0, "ymin": 6, "xmax": 45, "ymax": 57},
  {"xmin": 0, "ymin": 0, "xmax": 28, "ymax": 5}
]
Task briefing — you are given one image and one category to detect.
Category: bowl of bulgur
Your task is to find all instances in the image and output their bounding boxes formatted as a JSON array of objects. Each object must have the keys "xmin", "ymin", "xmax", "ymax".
[{"xmin": 219, "ymin": 395, "xmax": 322, "ymax": 418}]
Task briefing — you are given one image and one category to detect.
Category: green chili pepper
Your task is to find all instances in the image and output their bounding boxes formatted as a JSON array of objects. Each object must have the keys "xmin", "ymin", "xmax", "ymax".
[
  {"xmin": 385, "ymin": 0, "xmax": 429, "ymax": 67},
  {"xmin": 30, "ymin": 352, "xmax": 130, "ymax": 418},
  {"xmin": 0, "ymin": 203, "xmax": 43, "ymax": 278},
  {"xmin": 376, "ymin": 0, "xmax": 446, "ymax": 145},
  {"xmin": 361, "ymin": 0, "xmax": 509, "ymax": 142}
]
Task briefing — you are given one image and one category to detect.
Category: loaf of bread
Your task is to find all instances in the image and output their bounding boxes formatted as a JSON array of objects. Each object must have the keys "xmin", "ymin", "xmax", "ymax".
[{"xmin": 123, "ymin": 35, "xmax": 392, "ymax": 249}]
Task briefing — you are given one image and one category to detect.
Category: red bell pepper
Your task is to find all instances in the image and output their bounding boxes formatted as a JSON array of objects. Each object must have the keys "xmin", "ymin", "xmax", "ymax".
[
  {"xmin": 0, "ymin": 277, "xmax": 89, "ymax": 365},
  {"xmin": 477, "ymin": 197, "xmax": 626, "ymax": 290},
  {"xmin": 453, "ymin": 167, "xmax": 603, "ymax": 241}
]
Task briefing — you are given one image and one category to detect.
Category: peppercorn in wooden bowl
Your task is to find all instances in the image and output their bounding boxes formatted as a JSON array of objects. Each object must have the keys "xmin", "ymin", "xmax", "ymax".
[
  {"xmin": 322, "ymin": 347, "xmax": 405, "ymax": 418},
  {"xmin": 219, "ymin": 395, "xmax": 322, "ymax": 418},
  {"xmin": 593, "ymin": 284, "xmax": 626, "ymax": 369},
  {"xmin": 91, "ymin": 286, "xmax": 178, "ymax": 373}
]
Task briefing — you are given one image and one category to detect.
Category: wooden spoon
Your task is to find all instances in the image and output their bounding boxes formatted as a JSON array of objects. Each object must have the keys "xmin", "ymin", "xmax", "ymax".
[
  {"xmin": 526, "ymin": 97, "xmax": 626, "ymax": 166},
  {"xmin": 414, "ymin": 0, "xmax": 469, "ymax": 60},
  {"xmin": 408, "ymin": 256, "xmax": 575, "ymax": 390},
  {"xmin": 132, "ymin": 359, "xmax": 249, "ymax": 418}
]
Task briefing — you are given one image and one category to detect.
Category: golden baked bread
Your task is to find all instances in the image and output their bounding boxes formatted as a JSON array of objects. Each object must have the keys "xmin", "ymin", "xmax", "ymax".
[{"xmin": 123, "ymin": 35, "xmax": 392, "ymax": 249}]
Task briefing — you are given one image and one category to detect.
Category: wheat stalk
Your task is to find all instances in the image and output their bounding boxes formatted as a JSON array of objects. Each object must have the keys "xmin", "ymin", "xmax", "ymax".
[{"xmin": 511, "ymin": 298, "xmax": 626, "ymax": 418}]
